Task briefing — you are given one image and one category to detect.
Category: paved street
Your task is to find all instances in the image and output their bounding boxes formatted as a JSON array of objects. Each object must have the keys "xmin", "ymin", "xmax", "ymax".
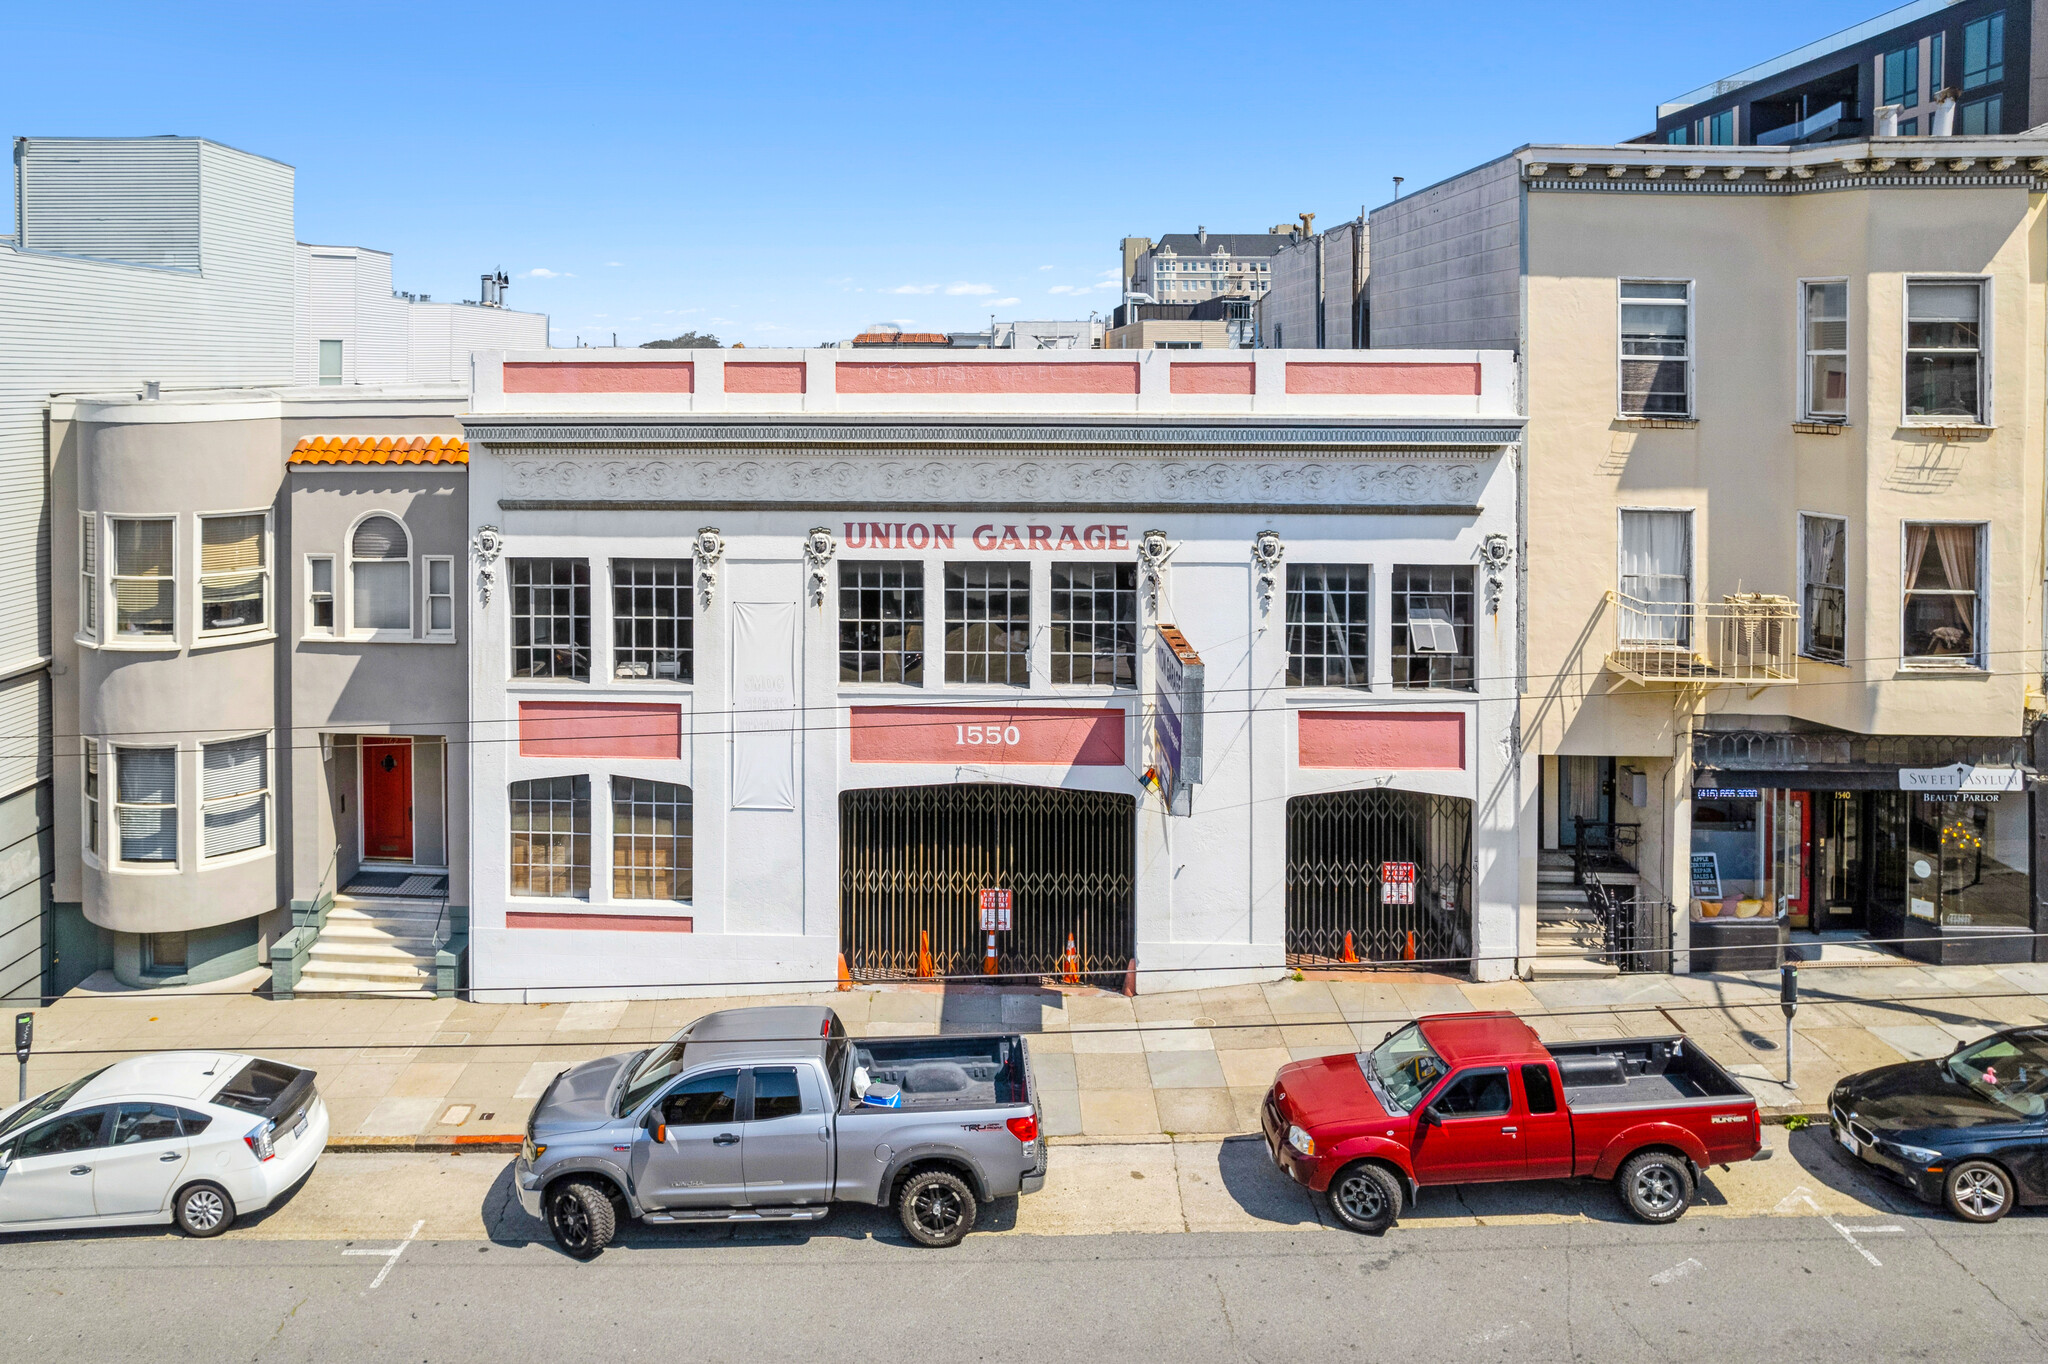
[{"xmin": 1, "ymin": 1125, "xmax": 2042, "ymax": 1362}]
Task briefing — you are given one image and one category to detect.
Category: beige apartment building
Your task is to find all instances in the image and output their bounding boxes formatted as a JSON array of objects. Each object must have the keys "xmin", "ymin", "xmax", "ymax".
[{"xmin": 1371, "ymin": 133, "xmax": 2048, "ymax": 973}]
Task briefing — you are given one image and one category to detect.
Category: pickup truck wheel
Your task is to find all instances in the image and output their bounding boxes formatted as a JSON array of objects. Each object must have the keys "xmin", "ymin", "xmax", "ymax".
[
  {"xmin": 1325, "ymin": 1162, "xmax": 1403, "ymax": 1235},
  {"xmin": 1945, "ymin": 1161, "xmax": 2013, "ymax": 1223},
  {"xmin": 1616, "ymin": 1151, "xmax": 1694, "ymax": 1224},
  {"xmin": 898, "ymin": 1169, "xmax": 978, "ymax": 1247},
  {"xmin": 547, "ymin": 1180, "xmax": 616, "ymax": 1259}
]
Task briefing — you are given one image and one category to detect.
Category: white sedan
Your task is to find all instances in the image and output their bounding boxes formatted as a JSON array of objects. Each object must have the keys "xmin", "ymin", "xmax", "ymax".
[{"xmin": 0, "ymin": 1052, "xmax": 328, "ymax": 1236}]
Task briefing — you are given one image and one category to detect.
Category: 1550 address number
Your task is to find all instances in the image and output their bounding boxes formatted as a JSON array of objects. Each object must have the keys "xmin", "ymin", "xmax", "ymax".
[{"xmin": 956, "ymin": 724, "xmax": 1023, "ymax": 746}]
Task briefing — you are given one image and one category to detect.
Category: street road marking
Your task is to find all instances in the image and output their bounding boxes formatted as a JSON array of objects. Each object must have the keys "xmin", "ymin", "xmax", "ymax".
[
  {"xmin": 1836, "ymin": 1225, "xmax": 1904, "ymax": 1233},
  {"xmin": 1823, "ymin": 1215, "xmax": 1884, "ymax": 1267},
  {"xmin": 1772, "ymin": 1185, "xmax": 1821, "ymax": 1215},
  {"xmin": 1771, "ymin": 1186, "xmax": 1884, "ymax": 1266},
  {"xmin": 1649, "ymin": 1257, "xmax": 1702, "ymax": 1286},
  {"xmin": 341, "ymin": 1219, "xmax": 425, "ymax": 1291}
]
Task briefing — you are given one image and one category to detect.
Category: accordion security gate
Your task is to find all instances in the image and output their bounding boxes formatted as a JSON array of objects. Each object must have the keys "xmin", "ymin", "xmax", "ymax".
[
  {"xmin": 1287, "ymin": 788, "xmax": 1473, "ymax": 968},
  {"xmin": 840, "ymin": 784, "xmax": 1135, "ymax": 982}
]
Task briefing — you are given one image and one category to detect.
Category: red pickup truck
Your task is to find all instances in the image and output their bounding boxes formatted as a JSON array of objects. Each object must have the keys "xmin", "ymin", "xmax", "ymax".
[{"xmin": 1262, "ymin": 1011, "xmax": 1767, "ymax": 1233}]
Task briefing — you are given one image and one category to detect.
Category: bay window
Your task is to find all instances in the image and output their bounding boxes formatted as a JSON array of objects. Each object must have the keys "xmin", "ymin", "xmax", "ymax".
[{"xmin": 199, "ymin": 512, "xmax": 268, "ymax": 634}]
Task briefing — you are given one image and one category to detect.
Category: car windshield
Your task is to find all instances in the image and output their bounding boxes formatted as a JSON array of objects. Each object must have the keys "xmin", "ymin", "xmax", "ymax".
[
  {"xmin": 1946, "ymin": 1032, "xmax": 2048, "ymax": 1118},
  {"xmin": 0, "ymin": 1068, "xmax": 107, "ymax": 1142},
  {"xmin": 1367, "ymin": 1024, "xmax": 1447, "ymax": 1113},
  {"xmin": 618, "ymin": 1042, "xmax": 688, "ymax": 1116}
]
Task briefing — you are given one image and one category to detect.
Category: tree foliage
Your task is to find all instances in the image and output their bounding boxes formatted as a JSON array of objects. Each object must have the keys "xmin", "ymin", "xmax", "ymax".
[{"xmin": 641, "ymin": 331, "xmax": 722, "ymax": 349}]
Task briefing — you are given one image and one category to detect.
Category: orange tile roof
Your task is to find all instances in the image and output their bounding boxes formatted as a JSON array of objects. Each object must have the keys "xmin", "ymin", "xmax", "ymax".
[{"xmin": 289, "ymin": 435, "xmax": 469, "ymax": 466}]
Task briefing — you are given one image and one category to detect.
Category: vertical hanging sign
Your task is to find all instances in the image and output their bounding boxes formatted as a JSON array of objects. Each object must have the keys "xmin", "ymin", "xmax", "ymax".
[{"xmin": 1151, "ymin": 625, "xmax": 1205, "ymax": 805}]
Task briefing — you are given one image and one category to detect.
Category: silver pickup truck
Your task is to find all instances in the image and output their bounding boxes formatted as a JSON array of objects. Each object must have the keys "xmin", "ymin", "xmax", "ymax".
[{"xmin": 515, "ymin": 1004, "xmax": 1045, "ymax": 1256}]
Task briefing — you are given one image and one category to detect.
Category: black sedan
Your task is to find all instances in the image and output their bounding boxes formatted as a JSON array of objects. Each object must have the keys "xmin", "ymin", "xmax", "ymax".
[{"xmin": 1830, "ymin": 1027, "xmax": 2048, "ymax": 1223}]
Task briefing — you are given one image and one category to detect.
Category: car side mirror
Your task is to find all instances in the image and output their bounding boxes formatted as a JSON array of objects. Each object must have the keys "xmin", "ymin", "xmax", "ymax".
[
  {"xmin": 0, "ymin": 1148, "xmax": 11, "ymax": 1170},
  {"xmin": 645, "ymin": 1110, "xmax": 667, "ymax": 1144},
  {"xmin": 1420, "ymin": 1106, "xmax": 1441, "ymax": 1127}
]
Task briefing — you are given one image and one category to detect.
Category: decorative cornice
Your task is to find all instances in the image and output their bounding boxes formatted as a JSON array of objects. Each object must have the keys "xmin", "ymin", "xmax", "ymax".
[
  {"xmin": 461, "ymin": 420, "xmax": 1523, "ymax": 450},
  {"xmin": 1527, "ymin": 169, "xmax": 2047, "ymax": 196}
]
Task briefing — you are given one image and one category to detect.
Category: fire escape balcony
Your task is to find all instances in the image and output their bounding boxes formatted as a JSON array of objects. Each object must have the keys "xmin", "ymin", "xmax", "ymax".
[{"xmin": 1604, "ymin": 592, "xmax": 1799, "ymax": 686}]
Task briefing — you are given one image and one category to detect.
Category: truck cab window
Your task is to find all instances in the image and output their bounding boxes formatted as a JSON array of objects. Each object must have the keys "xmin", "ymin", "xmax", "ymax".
[
  {"xmin": 1431, "ymin": 1069, "xmax": 1510, "ymax": 1118},
  {"xmin": 751, "ymin": 1068, "xmax": 804, "ymax": 1121},
  {"xmin": 662, "ymin": 1071, "xmax": 739, "ymax": 1126},
  {"xmin": 1520, "ymin": 1064, "xmax": 1559, "ymax": 1115}
]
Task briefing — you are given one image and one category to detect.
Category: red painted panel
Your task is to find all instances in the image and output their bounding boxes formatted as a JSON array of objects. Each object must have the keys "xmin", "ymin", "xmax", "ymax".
[
  {"xmin": 503, "ymin": 361, "xmax": 694, "ymax": 393},
  {"xmin": 518, "ymin": 701, "xmax": 682, "ymax": 758},
  {"xmin": 1285, "ymin": 362, "xmax": 1482, "ymax": 396},
  {"xmin": 851, "ymin": 707, "xmax": 1124, "ymax": 765},
  {"xmin": 1298, "ymin": 711, "xmax": 1465, "ymax": 770},
  {"xmin": 1170, "ymin": 362, "xmax": 1256, "ymax": 395},
  {"xmin": 506, "ymin": 911, "xmax": 694, "ymax": 932},
  {"xmin": 725, "ymin": 361, "xmax": 807, "ymax": 394},
  {"xmin": 836, "ymin": 362, "xmax": 1140, "ymax": 395}
]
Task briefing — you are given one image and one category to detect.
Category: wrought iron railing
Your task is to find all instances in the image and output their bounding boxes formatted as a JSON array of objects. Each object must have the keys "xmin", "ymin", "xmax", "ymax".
[
  {"xmin": 1570, "ymin": 817, "xmax": 1640, "ymax": 887},
  {"xmin": 1605, "ymin": 591, "xmax": 1798, "ymax": 684},
  {"xmin": 1588, "ymin": 882, "xmax": 1673, "ymax": 974},
  {"xmin": 1286, "ymin": 788, "xmax": 1473, "ymax": 967}
]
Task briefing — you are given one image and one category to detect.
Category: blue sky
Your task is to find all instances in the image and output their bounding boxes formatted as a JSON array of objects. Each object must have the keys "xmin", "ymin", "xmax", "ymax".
[{"xmin": 5, "ymin": 1, "xmax": 1883, "ymax": 346}]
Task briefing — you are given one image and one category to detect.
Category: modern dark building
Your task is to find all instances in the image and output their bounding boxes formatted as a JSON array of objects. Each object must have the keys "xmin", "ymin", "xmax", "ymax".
[{"xmin": 1647, "ymin": 0, "xmax": 2039, "ymax": 146}]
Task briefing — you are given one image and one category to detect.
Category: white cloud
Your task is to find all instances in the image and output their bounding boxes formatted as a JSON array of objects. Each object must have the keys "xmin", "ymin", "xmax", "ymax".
[
  {"xmin": 1096, "ymin": 268, "xmax": 1119, "ymax": 279},
  {"xmin": 945, "ymin": 282, "xmax": 997, "ymax": 296},
  {"xmin": 604, "ymin": 261, "xmax": 624, "ymax": 267},
  {"xmin": 1047, "ymin": 284, "xmax": 1085, "ymax": 295},
  {"xmin": 987, "ymin": 297, "xmax": 1020, "ymax": 307},
  {"xmin": 887, "ymin": 283, "xmax": 938, "ymax": 295},
  {"xmin": 520, "ymin": 267, "xmax": 573, "ymax": 279},
  {"xmin": 1093, "ymin": 280, "xmax": 1120, "ymax": 290},
  {"xmin": 1038, "ymin": 264, "xmax": 1055, "ymax": 271}
]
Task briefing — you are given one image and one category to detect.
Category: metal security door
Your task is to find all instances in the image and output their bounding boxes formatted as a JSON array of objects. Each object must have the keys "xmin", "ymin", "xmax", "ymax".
[
  {"xmin": 840, "ymin": 784, "xmax": 1135, "ymax": 982},
  {"xmin": 1287, "ymin": 789, "xmax": 1472, "ymax": 967}
]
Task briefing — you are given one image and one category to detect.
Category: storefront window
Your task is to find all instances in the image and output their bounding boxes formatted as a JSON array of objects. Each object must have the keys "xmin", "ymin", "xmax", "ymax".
[
  {"xmin": 1690, "ymin": 788, "xmax": 1805, "ymax": 923},
  {"xmin": 1908, "ymin": 792, "xmax": 2030, "ymax": 929}
]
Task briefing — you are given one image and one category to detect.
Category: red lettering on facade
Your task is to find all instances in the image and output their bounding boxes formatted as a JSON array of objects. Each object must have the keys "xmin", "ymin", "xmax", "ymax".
[
  {"xmin": 1083, "ymin": 525, "xmax": 1107, "ymax": 549},
  {"xmin": 999, "ymin": 526, "xmax": 1026, "ymax": 550},
  {"xmin": 844, "ymin": 522, "xmax": 867, "ymax": 548},
  {"xmin": 906, "ymin": 524, "xmax": 930, "ymax": 549},
  {"xmin": 891, "ymin": 523, "xmax": 905, "ymax": 548},
  {"xmin": 932, "ymin": 523, "xmax": 956, "ymax": 548},
  {"xmin": 973, "ymin": 524, "xmax": 1000, "ymax": 550},
  {"xmin": 1027, "ymin": 525, "xmax": 1052, "ymax": 550},
  {"xmin": 1108, "ymin": 526, "xmax": 1130, "ymax": 549},
  {"xmin": 865, "ymin": 522, "xmax": 892, "ymax": 547},
  {"xmin": 1055, "ymin": 525, "xmax": 1083, "ymax": 550}
]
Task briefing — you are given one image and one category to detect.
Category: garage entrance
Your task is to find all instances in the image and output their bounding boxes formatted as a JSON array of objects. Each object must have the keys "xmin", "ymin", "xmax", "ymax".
[
  {"xmin": 840, "ymin": 784, "xmax": 1135, "ymax": 982},
  {"xmin": 1287, "ymin": 788, "xmax": 1472, "ymax": 968}
]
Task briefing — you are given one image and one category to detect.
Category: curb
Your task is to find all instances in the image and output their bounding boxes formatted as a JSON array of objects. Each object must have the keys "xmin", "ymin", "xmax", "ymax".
[{"xmin": 330, "ymin": 1134, "xmax": 525, "ymax": 1153}]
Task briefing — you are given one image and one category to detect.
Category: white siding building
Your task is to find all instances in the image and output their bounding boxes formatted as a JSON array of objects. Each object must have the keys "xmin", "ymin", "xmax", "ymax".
[{"xmin": 293, "ymin": 244, "xmax": 547, "ymax": 386}]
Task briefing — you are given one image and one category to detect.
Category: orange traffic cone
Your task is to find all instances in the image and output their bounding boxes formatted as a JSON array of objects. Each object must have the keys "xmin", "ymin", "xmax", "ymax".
[
  {"xmin": 1403, "ymin": 930, "xmax": 1417, "ymax": 962},
  {"xmin": 983, "ymin": 934, "xmax": 999, "ymax": 976},
  {"xmin": 1122, "ymin": 959, "xmax": 1139, "ymax": 997},
  {"xmin": 837, "ymin": 953, "xmax": 854, "ymax": 991},
  {"xmin": 1341, "ymin": 932, "xmax": 1360, "ymax": 964},
  {"xmin": 1061, "ymin": 933, "xmax": 1081, "ymax": 986},
  {"xmin": 916, "ymin": 930, "xmax": 935, "ymax": 979}
]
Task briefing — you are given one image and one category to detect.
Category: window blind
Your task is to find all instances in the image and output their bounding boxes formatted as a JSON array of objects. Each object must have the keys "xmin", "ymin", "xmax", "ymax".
[
  {"xmin": 201, "ymin": 514, "xmax": 265, "ymax": 572},
  {"xmin": 114, "ymin": 519, "xmax": 174, "ymax": 574},
  {"xmin": 204, "ymin": 794, "xmax": 267, "ymax": 857},
  {"xmin": 353, "ymin": 561, "xmax": 411, "ymax": 629},
  {"xmin": 203, "ymin": 736, "xmax": 266, "ymax": 799},
  {"xmin": 352, "ymin": 515, "xmax": 407, "ymax": 560},
  {"xmin": 117, "ymin": 746, "xmax": 176, "ymax": 804}
]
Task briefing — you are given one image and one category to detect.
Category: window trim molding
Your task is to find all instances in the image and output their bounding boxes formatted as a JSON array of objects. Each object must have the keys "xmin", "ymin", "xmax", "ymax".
[
  {"xmin": 76, "ymin": 511, "xmax": 100, "ymax": 646},
  {"xmin": 1797, "ymin": 277, "xmax": 1850, "ymax": 423},
  {"xmin": 81, "ymin": 736, "xmax": 101, "ymax": 869},
  {"xmin": 198, "ymin": 730, "xmax": 273, "ymax": 865},
  {"xmin": 609, "ymin": 774, "xmax": 694, "ymax": 905},
  {"xmin": 105, "ymin": 514, "xmax": 180, "ymax": 651},
  {"xmin": 1616, "ymin": 277, "xmax": 1696, "ymax": 421},
  {"xmin": 344, "ymin": 509, "xmax": 414, "ymax": 642},
  {"xmin": 1615, "ymin": 505, "xmax": 1698, "ymax": 649},
  {"xmin": 1284, "ymin": 561, "xmax": 1375, "ymax": 691},
  {"xmin": 1796, "ymin": 510, "xmax": 1850, "ymax": 665},
  {"xmin": 423, "ymin": 555, "xmax": 457, "ymax": 640},
  {"xmin": 305, "ymin": 553, "xmax": 337, "ymax": 639},
  {"xmin": 193, "ymin": 506, "xmax": 274, "ymax": 642},
  {"xmin": 1899, "ymin": 518, "xmax": 1988, "ymax": 670},
  {"xmin": 111, "ymin": 743, "xmax": 181, "ymax": 873},
  {"xmin": 508, "ymin": 557, "xmax": 594, "ymax": 683},
  {"xmin": 1901, "ymin": 274, "xmax": 1992, "ymax": 429}
]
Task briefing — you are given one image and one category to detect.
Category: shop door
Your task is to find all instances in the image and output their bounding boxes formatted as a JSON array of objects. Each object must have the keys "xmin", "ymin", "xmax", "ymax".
[
  {"xmin": 1287, "ymin": 788, "xmax": 1473, "ymax": 966},
  {"xmin": 1817, "ymin": 791, "xmax": 1867, "ymax": 931},
  {"xmin": 840, "ymin": 784, "xmax": 1135, "ymax": 981},
  {"xmin": 361, "ymin": 737, "xmax": 414, "ymax": 862},
  {"xmin": 1557, "ymin": 757, "xmax": 1613, "ymax": 848}
]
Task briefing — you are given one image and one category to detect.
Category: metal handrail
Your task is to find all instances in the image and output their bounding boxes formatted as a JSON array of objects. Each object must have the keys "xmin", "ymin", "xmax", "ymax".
[{"xmin": 1606, "ymin": 591, "xmax": 1798, "ymax": 683}]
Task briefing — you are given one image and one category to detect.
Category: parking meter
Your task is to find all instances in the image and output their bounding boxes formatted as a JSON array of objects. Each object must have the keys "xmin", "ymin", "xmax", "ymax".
[
  {"xmin": 14, "ymin": 1012, "xmax": 30, "ymax": 1102},
  {"xmin": 1778, "ymin": 962, "xmax": 1797, "ymax": 1088}
]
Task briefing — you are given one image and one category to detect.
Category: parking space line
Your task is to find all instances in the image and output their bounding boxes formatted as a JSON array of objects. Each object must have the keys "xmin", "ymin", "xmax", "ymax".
[{"xmin": 341, "ymin": 1219, "xmax": 425, "ymax": 1290}]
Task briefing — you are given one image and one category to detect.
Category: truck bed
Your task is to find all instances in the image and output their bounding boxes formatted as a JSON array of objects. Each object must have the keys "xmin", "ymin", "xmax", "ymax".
[
  {"xmin": 850, "ymin": 1034, "xmax": 1030, "ymax": 1111},
  {"xmin": 1546, "ymin": 1036, "xmax": 1749, "ymax": 1111}
]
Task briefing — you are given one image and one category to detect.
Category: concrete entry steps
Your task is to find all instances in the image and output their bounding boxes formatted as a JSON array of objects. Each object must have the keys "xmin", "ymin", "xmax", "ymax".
[
  {"xmin": 296, "ymin": 896, "xmax": 443, "ymax": 998},
  {"xmin": 1532, "ymin": 850, "xmax": 1622, "ymax": 979}
]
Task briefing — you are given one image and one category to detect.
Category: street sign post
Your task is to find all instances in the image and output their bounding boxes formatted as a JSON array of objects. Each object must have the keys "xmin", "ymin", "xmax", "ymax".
[
  {"xmin": 978, "ymin": 889, "xmax": 1012, "ymax": 974},
  {"xmin": 1151, "ymin": 625, "xmax": 1205, "ymax": 808},
  {"xmin": 1381, "ymin": 862, "xmax": 1417, "ymax": 906},
  {"xmin": 15, "ymin": 1012, "xmax": 31, "ymax": 1102}
]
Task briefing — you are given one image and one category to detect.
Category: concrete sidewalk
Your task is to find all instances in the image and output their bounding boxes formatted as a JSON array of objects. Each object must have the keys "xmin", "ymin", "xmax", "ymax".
[{"xmin": 17, "ymin": 960, "xmax": 2048, "ymax": 1143}]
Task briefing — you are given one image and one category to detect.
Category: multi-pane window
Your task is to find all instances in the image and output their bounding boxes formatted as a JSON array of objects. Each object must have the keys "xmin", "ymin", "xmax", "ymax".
[
  {"xmin": 1800, "ymin": 514, "xmax": 1848, "ymax": 663},
  {"xmin": 944, "ymin": 563, "xmax": 1030, "ymax": 686},
  {"xmin": 112, "ymin": 518, "xmax": 175, "ymax": 639},
  {"xmin": 1903, "ymin": 523, "xmax": 1983, "ymax": 665},
  {"xmin": 201, "ymin": 735, "xmax": 268, "ymax": 858},
  {"xmin": 1618, "ymin": 509, "xmax": 1694, "ymax": 646},
  {"xmin": 350, "ymin": 514, "xmax": 410, "ymax": 632},
  {"xmin": 1963, "ymin": 12, "xmax": 2003, "ymax": 89},
  {"xmin": 308, "ymin": 557, "xmax": 335, "ymax": 633},
  {"xmin": 840, "ymin": 561, "xmax": 923, "ymax": 684},
  {"xmin": 612, "ymin": 559, "xmax": 692, "ymax": 681},
  {"xmin": 511, "ymin": 559, "xmax": 591, "ymax": 680},
  {"xmin": 612, "ymin": 777, "xmax": 692, "ymax": 901},
  {"xmin": 1050, "ymin": 562, "xmax": 1137, "ymax": 686},
  {"xmin": 115, "ymin": 746, "xmax": 176, "ymax": 863},
  {"xmin": 1802, "ymin": 281, "xmax": 1848, "ymax": 420},
  {"xmin": 82, "ymin": 738, "xmax": 100, "ymax": 858},
  {"xmin": 79, "ymin": 514, "xmax": 97, "ymax": 639},
  {"xmin": 1883, "ymin": 44, "xmax": 1919, "ymax": 108},
  {"xmin": 199, "ymin": 512, "xmax": 268, "ymax": 634},
  {"xmin": 1707, "ymin": 109, "xmax": 1734, "ymax": 145},
  {"xmin": 425, "ymin": 557, "xmax": 454, "ymax": 637},
  {"xmin": 510, "ymin": 775, "xmax": 590, "ymax": 897},
  {"xmin": 1905, "ymin": 279, "xmax": 1985, "ymax": 422},
  {"xmin": 1960, "ymin": 94, "xmax": 2002, "ymax": 135},
  {"xmin": 1286, "ymin": 564, "xmax": 1371, "ymax": 688},
  {"xmin": 1391, "ymin": 565, "xmax": 1476, "ymax": 690},
  {"xmin": 1619, "ymin": 281, "xmax": 1691, "ymax": 417}
]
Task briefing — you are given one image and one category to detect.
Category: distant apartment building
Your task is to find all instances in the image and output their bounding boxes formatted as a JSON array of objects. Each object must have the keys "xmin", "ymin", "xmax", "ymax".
[
  {"xmin": 1369, "ymin": 128, "xmax": 2048, "ymax": 977},
  {"xmin": 1105, "ymin": 298, "xmax": 1255, "ymax": 349},
  {"xmin": 1121, "ymin": 228, "xmax": 1290, "ymax": 304},
  {"xmin": 1257, "ymin": 217, "xmax": 1368, "ymax": 350},
  {"xmin": 1650, "ymin": 0, "xmax": 2038, "ymax": 145},
  {"xmin": 295, "ymin": 245, "xmax": 547, "ymax": 385}
]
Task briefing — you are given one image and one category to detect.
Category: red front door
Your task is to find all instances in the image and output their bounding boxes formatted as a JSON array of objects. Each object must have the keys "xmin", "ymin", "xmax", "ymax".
[{"xmin": 361, "ymin": 737, "xmax": 413, "ymax": 861}]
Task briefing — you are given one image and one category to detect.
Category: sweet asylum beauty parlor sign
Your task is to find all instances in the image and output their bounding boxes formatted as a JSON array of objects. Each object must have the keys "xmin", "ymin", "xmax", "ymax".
[{"xmin": 841, "ymin": 521, "xmax": 1132, "ymax": 552}]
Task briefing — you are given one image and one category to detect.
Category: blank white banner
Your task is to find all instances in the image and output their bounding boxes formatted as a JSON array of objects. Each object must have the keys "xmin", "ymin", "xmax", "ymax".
[{"xmin": 731, "ymin": 601, "xmax": 797, "ymax": 810}]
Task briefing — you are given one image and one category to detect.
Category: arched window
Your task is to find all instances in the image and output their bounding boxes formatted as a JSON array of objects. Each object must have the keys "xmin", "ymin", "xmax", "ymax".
[
  {"xmin": 612, "ymin": 777, "xmax": 692, "ymax": 901},
  {"xmin": 350, "ymin": 513, "xmax": 411, "ymax": 633}
]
